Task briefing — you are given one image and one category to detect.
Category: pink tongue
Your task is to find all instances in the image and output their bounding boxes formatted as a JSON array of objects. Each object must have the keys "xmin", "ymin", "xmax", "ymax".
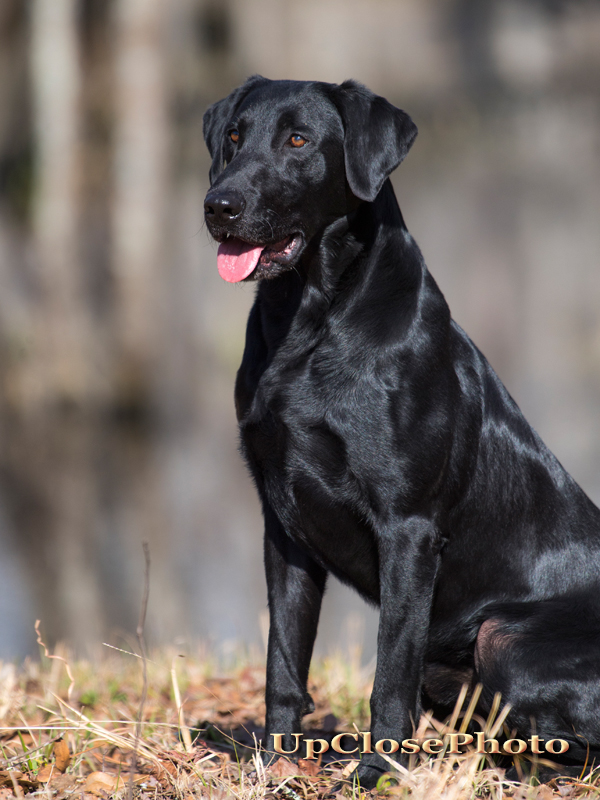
[{"xmin": 217, "ymin": 238, "xmax": 263, "ymax": 282}]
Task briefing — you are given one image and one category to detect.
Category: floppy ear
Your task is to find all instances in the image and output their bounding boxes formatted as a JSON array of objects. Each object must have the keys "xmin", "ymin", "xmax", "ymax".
[
  {"xmin": 331, "ymin": 80, "xmax": 418, "ymax": 203},
  {"xmin": 203, "ymin": 75, "xmax": 268, "ymax": 184}
]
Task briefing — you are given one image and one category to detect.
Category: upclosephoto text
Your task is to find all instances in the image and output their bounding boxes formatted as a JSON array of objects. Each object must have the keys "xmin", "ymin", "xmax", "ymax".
[{"xmin": 271, "ymin": 732, "xmax": 570, "ymax": 760}]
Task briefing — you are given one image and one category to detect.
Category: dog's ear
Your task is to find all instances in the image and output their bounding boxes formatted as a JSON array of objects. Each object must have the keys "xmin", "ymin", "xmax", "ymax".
[
  {"xmin": 331, "ymin": 80, "xmax": 417, "ymax": 203},
  {"xmin": 203, "ymin": 75, "xmax": 268, "ymax": 184}
]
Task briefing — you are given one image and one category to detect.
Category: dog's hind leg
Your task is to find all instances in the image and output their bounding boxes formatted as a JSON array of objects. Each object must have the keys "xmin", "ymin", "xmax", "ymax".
[{"xmin": 474, "ymin": 595, "xmax": 600, "ymax": 759}]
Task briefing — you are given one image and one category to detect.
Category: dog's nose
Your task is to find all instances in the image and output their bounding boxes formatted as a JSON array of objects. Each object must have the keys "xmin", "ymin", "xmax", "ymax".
[{"xmin": 204, "ymin": 190, "xmax": 245, "ymax": 225}]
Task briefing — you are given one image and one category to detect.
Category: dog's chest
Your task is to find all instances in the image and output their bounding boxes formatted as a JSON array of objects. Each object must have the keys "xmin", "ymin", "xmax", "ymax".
[
  {"xmin": 244, "ymin": 354, "xmax": 387, "ymax": 480},
  {"xmin": 243, "ymin": 367, "xmax": 366, "ymax": 491},
  {"xmin": 239, "ymin": 361, "xmax": 404, "ymax": 597}
]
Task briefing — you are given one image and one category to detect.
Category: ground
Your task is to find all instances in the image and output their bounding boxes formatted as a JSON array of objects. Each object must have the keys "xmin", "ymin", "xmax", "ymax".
[{"xmin": 0, "ymin": 639, "xmax": 597, "ymax": 799}]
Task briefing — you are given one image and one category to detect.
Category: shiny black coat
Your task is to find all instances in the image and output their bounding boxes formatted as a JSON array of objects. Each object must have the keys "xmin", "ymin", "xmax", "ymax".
[{"xmin": 203, "ymin": 77, "xmax": 600, "ymax": 786}]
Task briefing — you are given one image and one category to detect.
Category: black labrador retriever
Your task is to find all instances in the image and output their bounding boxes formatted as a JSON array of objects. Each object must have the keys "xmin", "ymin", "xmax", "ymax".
[{"xmin": 203, "ymin": 76, "xmax": 600, "ymax": 787}]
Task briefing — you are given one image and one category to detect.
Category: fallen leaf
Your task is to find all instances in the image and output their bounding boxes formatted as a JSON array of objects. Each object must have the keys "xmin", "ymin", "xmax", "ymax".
[
  {"xmin": 45, "ymin": 775, "xmax": 79, "ymax": 794},
  {"xmin": 84, "ymin": 772, "xmax": 119, "ymax": 796},
  {"xmin": 557, "ymin": 786, "xmax": 576, "ymax": 798},
  {"xmin": 0, "ymin": 770, "xmax": 19, "ymax": 788},
  {"xmin": 149, "ymin": 759, "xmax": 179, "ymax": 788},
  {"xmin": 269, "ymin": 758, "xmax": 299, "ymax": 778},
  {"xmin": 267, "ymin": 758, "xmax": 321, "ymax": 780},
  {"xmin": 297, "ymin": 759, "xmax": 320, "ymax": 777},
  {"xmin": 157, "ymin": 758, "xmax": 177, "ymax": 777},
  {"xmin": 0, "ymin": 771, "xmax": 38, "ymax": 791},
  {"xmin": 84, "ymin": 771, "xmax": 146, "ymax": 795},
  {"xmin": 534, "ymin": 786, "xmax": 555, "ymax": 800},
  {"xmin": 36, "ymin": 764, "xmax": 55, "ymax": 782},
  {"xmin": 54, "ymin": 738, "xmax": 71, "ymax": 772}
]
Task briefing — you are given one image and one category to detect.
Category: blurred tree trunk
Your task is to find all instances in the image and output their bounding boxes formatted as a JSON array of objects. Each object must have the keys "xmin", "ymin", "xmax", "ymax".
[
  {"xmin": 0, "ymin": 0, "xmax": 173, "ymax": 651},
  {"xmin": 112, "ymin": 0, "xmax": 169, "ymax": 410},
  {"xmin": 1, "ymin": 0, "xmax": 104, "ymax": 649},
  {"xmin": 29, "ymin": 0, "xmax": 96, "ymax": 409}
]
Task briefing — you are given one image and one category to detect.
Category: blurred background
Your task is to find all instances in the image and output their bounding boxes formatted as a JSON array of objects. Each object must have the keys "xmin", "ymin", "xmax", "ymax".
[{"xmin": 0, "ymin": 0, "xmax": 599, "ymax": 660}]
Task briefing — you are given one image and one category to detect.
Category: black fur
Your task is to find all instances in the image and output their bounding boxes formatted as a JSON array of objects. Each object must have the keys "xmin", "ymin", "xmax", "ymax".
[{"xmin": 203, "ymin": 77, "xmax": 600, "ymax": 787}]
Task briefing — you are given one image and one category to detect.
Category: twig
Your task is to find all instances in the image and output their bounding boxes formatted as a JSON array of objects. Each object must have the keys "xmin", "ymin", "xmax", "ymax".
[
  {"xmin": 101, "ymin": 643, "xmax": 142, "ymax": 659},
  {"xmin": 171, "ymin": 656, "xmax": 193, "ymax": 753},
  {"xmin": 128, "ymin": 542, "xmax": 150, "ymax": 800},
  {"xmin": 34, "ymin": 621, "xmax": 75, "ymax": 702}
]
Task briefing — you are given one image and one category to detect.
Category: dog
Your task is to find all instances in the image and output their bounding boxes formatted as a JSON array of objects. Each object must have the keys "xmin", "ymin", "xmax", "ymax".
[{"xmin": 203, "ymin": 76, "xmax": 600, "ymax": 787}]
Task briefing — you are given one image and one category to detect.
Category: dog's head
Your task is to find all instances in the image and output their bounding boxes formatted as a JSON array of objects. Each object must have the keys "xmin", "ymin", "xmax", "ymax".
[{"xmin": 203, "ymin": 77, "xmax": 417, "ymax": 282}]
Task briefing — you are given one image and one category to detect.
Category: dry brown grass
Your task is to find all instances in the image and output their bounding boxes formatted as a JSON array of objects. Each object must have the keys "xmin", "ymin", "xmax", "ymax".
[{"xmin": 0, "ymin": 640, "xmax": 599, "ymax": 800}]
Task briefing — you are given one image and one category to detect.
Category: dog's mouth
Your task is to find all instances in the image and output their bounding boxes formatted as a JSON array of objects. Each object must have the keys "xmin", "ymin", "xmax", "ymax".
[{"xmin": 216, "ymin": 234, "xmax": 303, "ymax": 283}]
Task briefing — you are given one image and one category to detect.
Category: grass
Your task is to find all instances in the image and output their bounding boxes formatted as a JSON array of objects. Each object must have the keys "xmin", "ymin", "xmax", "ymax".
[{"xmin": 0, "ymin": 638, "xmax": 599, "ymax": 799}]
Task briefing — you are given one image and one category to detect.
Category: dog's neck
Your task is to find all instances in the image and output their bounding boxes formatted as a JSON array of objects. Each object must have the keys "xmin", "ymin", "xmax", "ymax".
[
  {"xmin": 257, "ymin": 179, "xmax": 437, "ymax": 356},
  {"xmin": 304, "ymin": 180, "xmax": 426, "ymax": 317}
]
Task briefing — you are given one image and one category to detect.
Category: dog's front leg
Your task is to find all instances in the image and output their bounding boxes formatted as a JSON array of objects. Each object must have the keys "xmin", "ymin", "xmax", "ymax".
[
  {"xmin": 262, "ymin": 503, "xmax": 327, "ymax": 761},
  {"xmin": 355, "ymin": 518, "xmax": 440, "ymax": 789}
]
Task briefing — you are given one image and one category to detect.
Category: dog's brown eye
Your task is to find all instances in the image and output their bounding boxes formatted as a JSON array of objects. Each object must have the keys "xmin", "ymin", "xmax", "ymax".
[
  {"xmin": 229, "ymin": 130, "xmax": 240, "ymax": 143},
  {"xmin": 290, "ymin": 134, "xmax": 307, "ymax": 148}
]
